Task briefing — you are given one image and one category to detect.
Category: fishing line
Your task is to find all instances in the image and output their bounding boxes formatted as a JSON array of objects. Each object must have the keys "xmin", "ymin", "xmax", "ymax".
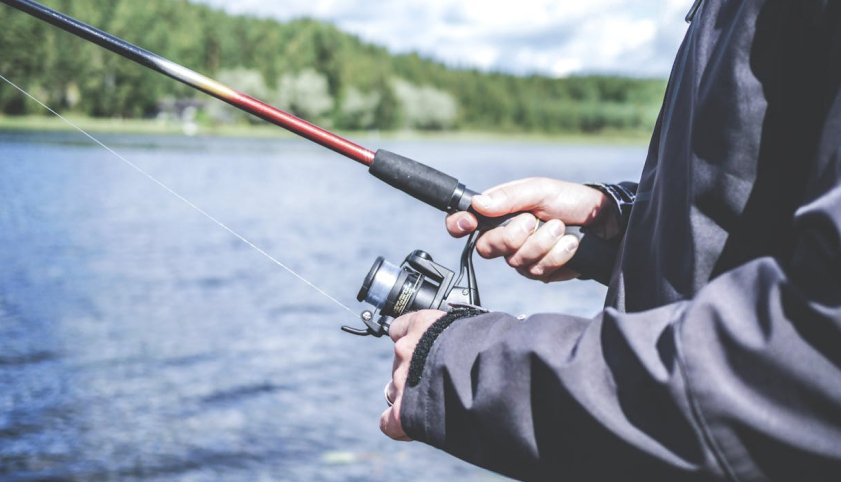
[{"xmin": 0, "ymin": 72, "xmax": 357, "ymax": 316}]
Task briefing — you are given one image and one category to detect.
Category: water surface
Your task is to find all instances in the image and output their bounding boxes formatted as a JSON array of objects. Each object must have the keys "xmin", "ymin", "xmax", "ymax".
[{"xmin": 0, "ymin": 131, "xmax": 645, "ymax": 481}]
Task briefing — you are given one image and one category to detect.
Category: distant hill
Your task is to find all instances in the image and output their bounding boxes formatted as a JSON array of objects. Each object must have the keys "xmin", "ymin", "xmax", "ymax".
[{"xmin": 0, "ymin": 0, "xmax": 666, "ymax": 133}]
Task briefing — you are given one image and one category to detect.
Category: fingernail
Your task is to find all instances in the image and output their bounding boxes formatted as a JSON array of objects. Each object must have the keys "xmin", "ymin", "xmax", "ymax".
[
  {"xmin": 549, "ymin": 221, "xmax": 565, "ymax": 238},
  {"xmin": 561, "ymin": 235, "xmax": 579, "ymax": 253},
  {"xmin": 457, "ymin": 217, "xmax": 473, "ymax": 231}
]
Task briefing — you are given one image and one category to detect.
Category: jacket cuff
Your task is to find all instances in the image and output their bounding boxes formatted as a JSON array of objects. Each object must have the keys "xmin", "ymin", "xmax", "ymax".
[
  {"xmin": 585, "ymin": 181, "xmax": 638, "ymax": 238},
  {"xmin": 407, "ymin": 307, "xmax": 486, "ymax": 388},
  {"xmin": 400, "ymin": 308, "xmax": 488, "ymax": 443}
]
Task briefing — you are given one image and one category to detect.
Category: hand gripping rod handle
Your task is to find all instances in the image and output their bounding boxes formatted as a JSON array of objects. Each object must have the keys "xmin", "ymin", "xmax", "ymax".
[{"xmin": 369, "ymin": 150, "xmax": 618, "ymax": 283}]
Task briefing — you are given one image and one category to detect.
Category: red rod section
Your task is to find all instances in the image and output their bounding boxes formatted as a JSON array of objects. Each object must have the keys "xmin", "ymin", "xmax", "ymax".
[
  {"xmin": 236, "ymin": 94, "xmax": 375, "ymax": 166},
  {"xmin": 0, "ymin": 0, "xmax": 376, "ymax": 166}
]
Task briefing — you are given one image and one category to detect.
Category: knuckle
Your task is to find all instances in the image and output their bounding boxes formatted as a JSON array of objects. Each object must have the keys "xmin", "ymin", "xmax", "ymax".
[
  {"xmin": 533, "ymin": 232, "xmax": 553, "ymax": 252},
  {"xmin": 536, "ymin": 178, "xmax": 556, "ymax": 198},
  {"xmin": 506, "ymin": 255, "xmax": 522, "ymax": 268},
  {"xmin": 494, "ymin": 187, "xmax": 511, "ymax": 204},
  {"xmin": 502, "ymin": 228, "xmax": 522, "ymax": 251},
  {"xmin": 418, "ymin": 309, "xmax": 442, "ymax": 325},
  {"xmin": 394, "ymin": 338, "xmax": 413, "ymax": 360},
  {"xmin": 479, "ymin": 232, "xmax": 504, "ymax": 258}
]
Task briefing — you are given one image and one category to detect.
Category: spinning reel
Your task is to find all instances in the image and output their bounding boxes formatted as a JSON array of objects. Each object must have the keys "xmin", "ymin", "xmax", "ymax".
[{"xmin": 342, "ymin": 233, "xmax": 481, "ymax": 337}]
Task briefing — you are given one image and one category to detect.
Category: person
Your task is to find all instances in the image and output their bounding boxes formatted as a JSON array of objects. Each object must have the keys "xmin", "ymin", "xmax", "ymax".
[{"xmin": 379, "ymin": 1, "xmax": 841, "ymax": 480}]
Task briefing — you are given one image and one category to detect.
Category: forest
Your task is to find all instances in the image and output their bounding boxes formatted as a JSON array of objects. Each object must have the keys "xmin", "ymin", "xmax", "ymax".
[{"xmin": 0, "ymin": 0, "xmax": 667, "ymax": 134}]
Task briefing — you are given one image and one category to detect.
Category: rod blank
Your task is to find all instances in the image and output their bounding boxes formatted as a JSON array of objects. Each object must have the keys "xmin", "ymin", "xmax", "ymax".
[{"xmin": 0, "ymin": 0, "xmax": 376, "ymax": 165}]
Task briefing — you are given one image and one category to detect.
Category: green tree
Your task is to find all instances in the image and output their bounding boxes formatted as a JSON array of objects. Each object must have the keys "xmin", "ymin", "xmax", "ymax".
[{"xmin": 0, "ymin": 0, "xmax": 666, "ymax": 134}]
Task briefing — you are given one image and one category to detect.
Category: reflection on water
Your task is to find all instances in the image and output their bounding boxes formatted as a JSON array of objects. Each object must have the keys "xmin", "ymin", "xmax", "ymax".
[{"xmin": 0, "ymin": 131, "xmax": 645, "ymax": 481}]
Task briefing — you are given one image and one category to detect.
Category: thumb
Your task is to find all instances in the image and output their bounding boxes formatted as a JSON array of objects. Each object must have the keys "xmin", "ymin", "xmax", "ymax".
[{"xmin": 472, "ymin": 178, "xmax": 557, "ymax": 217}]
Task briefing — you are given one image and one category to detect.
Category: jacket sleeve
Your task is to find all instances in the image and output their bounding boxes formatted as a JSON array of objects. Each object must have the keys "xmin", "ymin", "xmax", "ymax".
[
  {"xmin": 400, "ymin": 140, "xmax": 841, "ymax": 481},
  {"xmin": 572, "ymin": 181, "xmax": 639, "ymax": 285}
]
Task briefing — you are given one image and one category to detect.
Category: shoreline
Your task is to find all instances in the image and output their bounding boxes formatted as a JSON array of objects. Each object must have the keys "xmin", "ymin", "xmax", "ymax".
[{"xmin": 0, "ymin": 115, "xmax": 652, "ymax": 145}]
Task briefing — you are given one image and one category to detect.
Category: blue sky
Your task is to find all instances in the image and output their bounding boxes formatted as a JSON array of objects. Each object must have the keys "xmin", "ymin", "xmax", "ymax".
[{"xmin": 194, "ymin": 0, "xmax": 691, "ymax": 77}]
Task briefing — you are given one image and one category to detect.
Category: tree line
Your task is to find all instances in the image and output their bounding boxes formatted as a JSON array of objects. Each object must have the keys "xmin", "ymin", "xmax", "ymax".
[{"xmin": 0, "ymin": 0, "xmax": 667, "ymax": 133}]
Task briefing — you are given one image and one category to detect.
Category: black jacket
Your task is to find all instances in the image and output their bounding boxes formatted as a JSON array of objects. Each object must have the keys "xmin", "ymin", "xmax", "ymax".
[{"xmin": 400, "ymin": 2, "xmax": 841, "ymax": 480}]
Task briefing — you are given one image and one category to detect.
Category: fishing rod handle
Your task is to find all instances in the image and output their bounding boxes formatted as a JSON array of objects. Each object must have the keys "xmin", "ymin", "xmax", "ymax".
[
  {"xmin": 368, "ymin": 149, "xmax": 551, "ymax": 220},
  {"xmin": 369, "ymin": 150, "xmax": 617, "ymax": 283}
]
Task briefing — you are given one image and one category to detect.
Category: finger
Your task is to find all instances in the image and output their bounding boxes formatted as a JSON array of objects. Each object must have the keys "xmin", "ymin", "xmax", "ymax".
[
  {"xmin": 385, "ymin": 380, "xmax": 399, "ymax": 405},
  {"xmin": 472, "ymin": 178, "xmax": 557, "ymax": 217},
  {"xmin": 445, "ymin": 211, "xmax": 478, "ymax": 238},
  {"xmin": 475, "ymin": 179, "xmax": 611, "ymax": 226},
  {"xmin": 388, "ymin": 312, "xmax": 415, "ymax": 342},
  {"xmin": 392, "ymin": 347, "xmax": 401, "ymax": 373},
  {"xmin": 476, "ymin": 213, "xmax": 536, "ymax": 259},
  {"xmin": 388, "ymin": 364, "xmax": 408, "ymax": 403},
  {"xmin": 505, "ymin": 219, "xmax": 566, "ymax": 268},
  {"xmin": 389, "ymin": 309, "xmax": 445, "ymax": 343},
  {"xmin": 380, "ymin": 401, "xmax": 411, "ymax": 441},
  {"xmin": 527, "ymin": 234, "xmax": 580, "ymax": 278},
  {"xmin": 516, "ymin": 265, "xmax": 578, "ymax": 283},
  {"xmin": 544, "ymin": 266, "xmax": 580, "ymax": 282},
  {"xmin": 392, "ymin": 337, "xmax": 415, "ymax": 368}
]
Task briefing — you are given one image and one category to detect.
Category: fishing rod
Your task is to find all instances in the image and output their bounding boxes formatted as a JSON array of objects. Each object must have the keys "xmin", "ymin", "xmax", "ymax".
[
  {"xmin": 0, "ymin": 0, "xmax": 467, "ymax": 213},
  {"xmin": 1, "ymin": 0, "xmax": 616, "ymax": 335}
]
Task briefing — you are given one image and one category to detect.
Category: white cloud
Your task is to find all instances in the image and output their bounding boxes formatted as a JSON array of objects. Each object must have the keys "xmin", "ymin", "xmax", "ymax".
[{"xmin": 193, "ymin": 0, "xmax": 691, "ymax": 77}]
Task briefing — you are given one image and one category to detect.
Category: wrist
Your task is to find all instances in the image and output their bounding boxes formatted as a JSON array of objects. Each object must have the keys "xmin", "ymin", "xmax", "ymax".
[
  {"xmin": 584, "ymin": 182, "xmax": 636, "ymax": 239},
  {"xmin": 406, "ymin": 307, "xmax": 487, "ymax": 388}
]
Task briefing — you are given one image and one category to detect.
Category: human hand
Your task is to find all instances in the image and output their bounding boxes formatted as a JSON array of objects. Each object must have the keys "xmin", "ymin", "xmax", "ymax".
[
  {"xmin": 446, "ymin": 178, "xmax": 610, "ymax": 282},
  {"xmin": 380, "ymin": 309, "xmax": 446, "ymax": 441}
]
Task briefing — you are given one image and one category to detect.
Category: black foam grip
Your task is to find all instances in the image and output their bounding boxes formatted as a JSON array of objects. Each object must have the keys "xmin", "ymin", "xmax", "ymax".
[{"xmin": 369, "ymin": 149, "xmax": 460, "ymax": 211}]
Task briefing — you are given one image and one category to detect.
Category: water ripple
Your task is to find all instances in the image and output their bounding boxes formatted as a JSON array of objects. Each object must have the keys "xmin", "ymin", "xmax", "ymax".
[
  {"xmin": 0, "ymin": 351, "xmax": 60, "ymax": 367},
  {"xmin": 199, "ymin": 382, "xmax": 285, "ymax": 406}
]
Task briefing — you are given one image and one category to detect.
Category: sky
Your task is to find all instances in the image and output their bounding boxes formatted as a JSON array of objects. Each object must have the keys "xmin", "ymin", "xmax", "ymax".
[{"xmin": 193, "ymin": 0, "xmax": 692, "ymax": 78}]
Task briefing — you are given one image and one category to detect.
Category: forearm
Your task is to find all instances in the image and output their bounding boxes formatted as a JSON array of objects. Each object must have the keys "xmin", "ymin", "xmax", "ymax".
[
  {"xmin": 400, "ymin": 305, "xmax": 712, "ymax": 481},
  {"xmin": 401, "ymin": 253, "xmax": 841, "ymax": 481}
]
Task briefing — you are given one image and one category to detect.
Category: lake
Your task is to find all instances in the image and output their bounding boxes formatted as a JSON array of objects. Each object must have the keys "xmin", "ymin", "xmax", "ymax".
[{"xmin": 0, "ymin": 130, "xmax": 645, "ymax": 481}]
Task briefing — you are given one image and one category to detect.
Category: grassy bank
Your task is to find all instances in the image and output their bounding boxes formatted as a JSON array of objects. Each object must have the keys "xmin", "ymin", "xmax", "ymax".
[
  {"xmin": 0, "ymin": 115, "xmax": 652, "ymax": 145},
  {"xmin": 1, "ymin": 1, "xmax": 665, "ymax": 135}
]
